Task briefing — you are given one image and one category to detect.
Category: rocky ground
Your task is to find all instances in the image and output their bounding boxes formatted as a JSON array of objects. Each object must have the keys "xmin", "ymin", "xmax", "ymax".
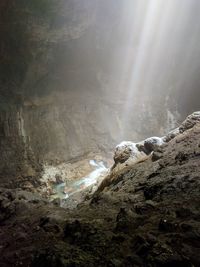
[{"xmin": 0, "ymin": 112, "xmax": 200, "ymax": 267}]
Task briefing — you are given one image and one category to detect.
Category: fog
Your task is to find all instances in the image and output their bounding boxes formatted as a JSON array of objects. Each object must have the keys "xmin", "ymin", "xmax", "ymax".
[
  {"xmin": 105, "ymin": 0, "xmax": 200, "ymax": 136},
  {"xmin": 0, "ymin": 0, "xmax": 200, "ymax": 165},
  {"xmin": 49, "ymin": 0, "xmax": 200, "ymax": 139},
  {"xmin": 96, "ymin": 1, "xmax": 200, "ymax": 105}
]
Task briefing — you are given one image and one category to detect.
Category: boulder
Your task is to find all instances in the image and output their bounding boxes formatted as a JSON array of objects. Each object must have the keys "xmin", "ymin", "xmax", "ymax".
[
  {"xmin": 114, "ymin": 137, "xmax": 164, "ymax": 165},
  {"xmin": 179, "ymin": 111, "xmax": 200, "ymax": 133},
  {"xmin": 143, "ymin": 137, "xmax": 165, "ymax": 154},
  {"xmin": 114, "ymin": 141, "xmax": 141, "ymax": 164},
  {"xmin": 163, "ymin": 111, "xmax": 200, "ymax": 142},
  {"xmin": 163, "ymin": 127, "xmax": 180, "ymax": 142}
]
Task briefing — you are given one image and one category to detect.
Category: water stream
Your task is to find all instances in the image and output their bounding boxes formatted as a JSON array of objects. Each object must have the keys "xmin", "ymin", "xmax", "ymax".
[{"xmin": 52, "ymin": 160, "xmax": 107, "ymax": 200}]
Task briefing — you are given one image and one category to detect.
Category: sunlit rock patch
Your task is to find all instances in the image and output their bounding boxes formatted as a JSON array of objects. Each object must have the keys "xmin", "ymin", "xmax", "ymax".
[
  {"xmin": 97, "ymin": 111, "xmax": 200, "ymax": 195},
  {"xmin": 112, "ymin": 136, "xmax": 164, "ymax": 173},
  {"xmin": 39, "ymin": 154, "xmax": 110, "ymax": 207},
  {"xmin": 0, "ymin": 112, "xmax": 200, "ymax": 266},
  {"xmin": 36, "ymin": 112, "xmax": 200, "ymax": 207},
  {"xmin": 114, "ymin": 141, "xmax": 144, "ymax": 164}
]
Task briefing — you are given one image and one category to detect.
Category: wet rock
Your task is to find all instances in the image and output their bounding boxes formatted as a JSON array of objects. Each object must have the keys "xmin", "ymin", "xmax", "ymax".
[
  {"xmin": 114, "ymin": 141, "xmax": 140, "ymax": 164},
  {"xmin": 179, "ymin": 111, "xmax": 200, "ymax": 133},
  {"xmin": 112, "ymin": 137, "xmax": 164, "ymax": 176},
  {"xmin": 175, "ymin": 152, "xmax": 188, "ymax": 163},
  {"xmin": 163, "ymin": 127, "xmax": 180, "ymax": 142},
  {"xmin": 152, "ymin": 151, "xmax": 163, "ymax": 161},
  {"xmin": 110, "ymin": 141, "xmax": 150, "ymax": 176},
  {"xmin": 163, "ymin": 112, "xmax": 200, "ymax": 144},
  {"xmin": 143, "ymin": 137, "xmax": 165, "ymax": 154}
]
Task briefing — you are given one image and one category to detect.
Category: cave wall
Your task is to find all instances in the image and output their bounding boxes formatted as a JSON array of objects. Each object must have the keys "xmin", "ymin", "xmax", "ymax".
[{"xmin": 0, "ymin": 0, "xmax": 200, "ymax": 177}]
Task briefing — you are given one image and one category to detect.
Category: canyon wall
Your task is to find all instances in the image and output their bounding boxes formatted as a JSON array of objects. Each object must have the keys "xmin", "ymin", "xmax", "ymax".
[{"xmin": 0, "ymin": 0, "xmax": 200, "ymax": 177}]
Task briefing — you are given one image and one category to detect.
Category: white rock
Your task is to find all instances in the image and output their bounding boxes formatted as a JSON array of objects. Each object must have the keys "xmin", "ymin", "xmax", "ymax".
[
  {"xmin": 114, "ymin": 141, "xmax": 144, "ymax": 164},
  {"xmin": 143, "ymin": 137, "xmax": 165, "ymax": 154}
]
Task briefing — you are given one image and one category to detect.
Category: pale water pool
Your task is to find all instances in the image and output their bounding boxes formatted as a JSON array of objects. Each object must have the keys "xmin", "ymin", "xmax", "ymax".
[{"xmin": 52, "ymin": 160, "xmax": 107, "ymax": 200}]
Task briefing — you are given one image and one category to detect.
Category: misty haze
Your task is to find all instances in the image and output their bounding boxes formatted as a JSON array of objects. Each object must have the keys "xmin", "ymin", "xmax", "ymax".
[{"xmin": 0, "ymin": 1, "xmax": 200, "ymax": 266}]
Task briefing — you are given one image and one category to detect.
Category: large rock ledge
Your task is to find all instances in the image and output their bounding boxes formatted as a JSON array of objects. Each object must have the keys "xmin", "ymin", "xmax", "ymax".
[{"xmin": 0, "ymin": 112, "xmax": 200, "ymax": 267}]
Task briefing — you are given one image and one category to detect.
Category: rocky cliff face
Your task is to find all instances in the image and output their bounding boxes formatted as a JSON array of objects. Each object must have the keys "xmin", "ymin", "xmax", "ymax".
[
  {"xmin": 0, "ymin": 107, "xmax": 41, "ymax": 185},
  {"xmin": 0, "ymin": 112, "xmax": 200, "ymax": 267},
  {"xmin": 0, "ymin": 0, "xmax": 200, "ymax": 178}
]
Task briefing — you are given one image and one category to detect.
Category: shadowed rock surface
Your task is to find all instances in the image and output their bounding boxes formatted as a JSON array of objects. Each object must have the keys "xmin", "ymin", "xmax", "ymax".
[
  {"xmin": 0, "ymin": 112, "xmax": 199, "ymax": 267},
  {"xmin": 1, "ymin": 2, "xmax": 200, "ymax": 266}
]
